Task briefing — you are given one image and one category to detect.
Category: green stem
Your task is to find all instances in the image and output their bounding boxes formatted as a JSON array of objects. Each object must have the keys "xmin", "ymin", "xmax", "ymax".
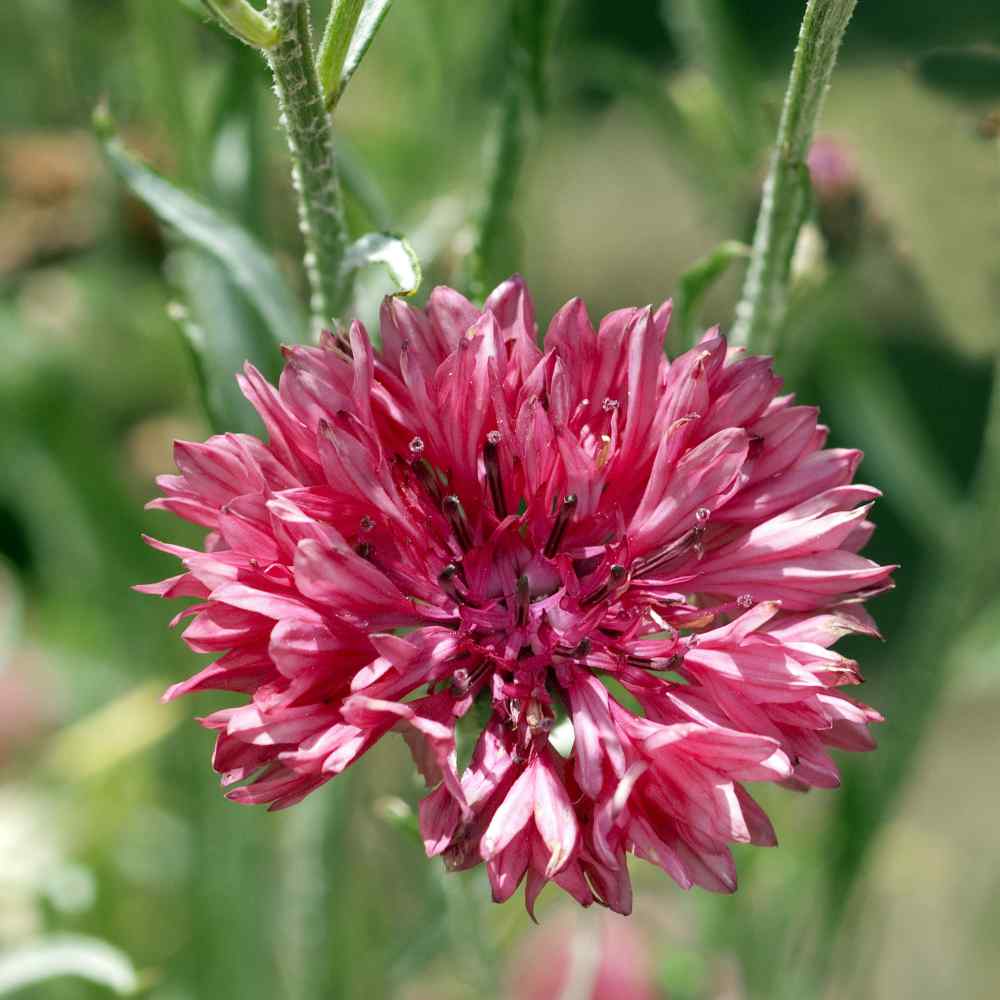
[
  {"xmin": 317, "ymin": 0, "xmax": 365, "ymax": 109},
  {"xmin": 470, "ymin": 81, "xmax": 525, "ymax": 300},
  {"xmin": 266, "ymin": 0, "xmax": 350, "ymax": 330},
  {"xmin": 202, "ymin": 0, "xmax": 280, "ymax": 48},
  {"xmin": 731, "ymin": 0, "xmax": 858, "ymax": 354}
]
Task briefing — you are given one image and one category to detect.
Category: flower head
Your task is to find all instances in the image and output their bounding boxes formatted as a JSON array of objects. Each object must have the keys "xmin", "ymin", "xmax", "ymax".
[{"xmin": 140, "ymin": 276, "xmax": 892, "ymax": 914}]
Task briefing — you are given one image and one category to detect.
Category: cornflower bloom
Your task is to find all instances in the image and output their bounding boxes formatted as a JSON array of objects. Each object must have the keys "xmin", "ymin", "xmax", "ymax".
[{"xmin": 140, "ymin": 276, "xmax": 892, "ymax": 914}]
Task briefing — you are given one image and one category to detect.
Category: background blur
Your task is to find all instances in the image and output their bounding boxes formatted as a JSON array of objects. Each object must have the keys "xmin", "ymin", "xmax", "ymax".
[{"xmin": 1, "ymin": 1, "xmax": 998, "ymax": 998}]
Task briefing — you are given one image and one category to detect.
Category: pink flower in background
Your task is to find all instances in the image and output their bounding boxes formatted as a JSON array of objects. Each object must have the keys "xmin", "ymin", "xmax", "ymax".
[
  {"xmin": 0, "ymin": 652, "xmax": 59, "ymax": 766},
  {"xmin": 504, "ymin": 911, "xmax": 657, "ymax": 1000},
  {"xmin": 807, "ymin": 135, "xmax": 860, "ymax": 200},
  {"xmin": 139, "ymin": 276, "xmax": 893, "ymax": 914}
]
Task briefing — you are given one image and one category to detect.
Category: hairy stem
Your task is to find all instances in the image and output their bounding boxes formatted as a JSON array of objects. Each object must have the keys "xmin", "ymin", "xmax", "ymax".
[
  {"xmin": 266, "ymin": 0, "xmax": 350, "ymax": 330},
  {"xmin": 731, "ymin": 0, "xmax": 858, "ymax": 353},
  {"xmin": 317, "ymin": 0, "xmax": 365, "ymax": 109}
]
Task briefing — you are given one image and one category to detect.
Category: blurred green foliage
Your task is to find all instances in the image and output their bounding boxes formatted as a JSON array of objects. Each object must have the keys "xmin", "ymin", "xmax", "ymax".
[{"xmin": 1, "ymin": 1, "xmax": 999, "ymax": 999}]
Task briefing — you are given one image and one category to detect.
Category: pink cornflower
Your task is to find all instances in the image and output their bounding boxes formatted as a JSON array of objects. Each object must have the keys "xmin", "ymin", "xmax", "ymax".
[{"xmin": 139, "ymin": 276, "xmax": 892, "ymax": 915}]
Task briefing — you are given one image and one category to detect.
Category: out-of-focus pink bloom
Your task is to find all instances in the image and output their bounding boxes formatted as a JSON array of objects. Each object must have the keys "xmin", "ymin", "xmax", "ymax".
[
  {"xmin": 807, "ymin": 136, "xmax": 867, "ymax": 255},
  {"xmin": 0, "ymin": 653, "xmax": 59, "ymax": 765},
  {"xmin": 504, "ymin": 912, "xmax": 658, "ymax": 1000},
  {"xmin": 140, "ymin": 277, "xmax": 893, "ymax": 913},
  {"xmin": 807, "ymin": 135, "xmax": 860, "ymax": 201}
]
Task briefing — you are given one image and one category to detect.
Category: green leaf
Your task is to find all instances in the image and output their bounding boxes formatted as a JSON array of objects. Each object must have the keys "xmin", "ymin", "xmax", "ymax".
[
  {"xmin": 174, "ymin": 0, "xmax": 206, "ymax": 16},
  {"xmin": 340, "ymin": 0, "xmax": 393, "ymax": 96},
  {"xmin": 0, "ymin": 935, "xmax": 139, "ymax": 996},
  {"xmin": 819, "ymin": 337, "xmax": 963, "ymax": 550},
  {"xmin": 167, "ymin": 250, "xmax": 277, "ymax": 435},
  {"xmin": 96, "ymin": 113, "xmax": 306, "ymax": 346},
  {"xmin": 453, "ymin": 695, "xmax": 495, "ymax": 777},
  {"xmin": 674, "ymin": 240, "xmax": 750, "ymax": 350},
  {"xmin": 201, "ymin": 0, "xmax": 280, "ymax": 49},
  {"xmin": 916, "ymin": 46, "xmax": 1000, "ymax": 102},
  {"xmin": 341, "ymin": 232, "xmax": 422, "ymax": 297}
]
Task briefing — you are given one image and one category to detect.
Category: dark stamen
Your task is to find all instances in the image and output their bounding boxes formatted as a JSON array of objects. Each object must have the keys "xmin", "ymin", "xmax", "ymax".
[
  {"xmin": 438, "ymin": 563, "xmax": 466, "ymax": 605},
  {"xmin": 515, "ymin": 574, "xmax": 531, "ymax": 627},
  {"xmin": 626, "ymin": 652, "xmax": 685, "ymax": 672},
  {"xmin": 355, "ymin": 541, "xmax": 374, "ymax": 561},
  {"xmin": 412, "ymin": 457, "xmax": 441, "ymax": 503},
  {"xmin": 329, "ymin": 330, "xmax": 352, "ymax": 358},
  {"xmin": 632, "ymin": 525, "xmax": 705, "ymax": 577},
  {"xmin": 484, "ymin": 431, "xmax": 507, "ymax": 518},
  {"xmin": 625, "ymin": 654, "xmax": 653, "ymax": 668},
  {"xmin": 543, "ymin": 494, "xmax": 578, "ymax": 558},
  {"xmin": 442, "ymin": 494, "xmax": 473, "ymax": 550},
  {"xmin": 580, "ymin": 563, "xmax": 626, "ymax": 608},
  {"xmin": 554, "ymin": 637, "xmax": 592, "ymax": 659}
]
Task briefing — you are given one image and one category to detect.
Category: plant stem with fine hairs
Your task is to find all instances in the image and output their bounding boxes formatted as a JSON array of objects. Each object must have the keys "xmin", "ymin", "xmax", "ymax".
[
  {"xmin": 266, "ymin": 0, "xmax": 350, "ymax": 331},
  {"xmin": 731, "ymin": 0, "xmax": 858, "ymax": 354}
]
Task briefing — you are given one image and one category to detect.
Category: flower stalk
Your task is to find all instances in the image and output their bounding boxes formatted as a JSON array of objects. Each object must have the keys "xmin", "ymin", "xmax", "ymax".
[
  {"xmin": 265, "ymin": 0, "xmax": 350, "ymax": 331},
  {"xmin": 731, "ymin": 0, "xmax": 858, "ymax": 353}
]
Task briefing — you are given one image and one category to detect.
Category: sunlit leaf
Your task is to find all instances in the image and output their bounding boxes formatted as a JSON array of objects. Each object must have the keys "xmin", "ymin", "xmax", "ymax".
[
  {"xmin": 0, "ymin": 935, "xmax": 139, "ymax": 996},
  {"xmin": 96, "ymin": 112, "xmax": 305, "ymax": 346},
  {"xmin": 342, "ymin": 232, "xmax": 422, "ymax": 297}
]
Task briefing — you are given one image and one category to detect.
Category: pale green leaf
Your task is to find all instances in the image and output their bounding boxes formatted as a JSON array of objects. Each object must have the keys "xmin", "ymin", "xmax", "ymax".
[{"xmin": 342, "ymin": 232, "xmax": 422, "ymax": 297}]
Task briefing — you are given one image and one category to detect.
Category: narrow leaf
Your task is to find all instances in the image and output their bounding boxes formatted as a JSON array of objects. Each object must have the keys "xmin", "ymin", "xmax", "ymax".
[
  {"xmin": 341, "ymin": 0, "xmax": 394, "ymax": 97},
  {"xmin": 342, "ymin": 232, "xmax": 422, "ymax": 297},
  {"xmin": 674, "ymin": 240, "xmax": 750, "ymax": 350},
  {"xmin": 318, "ymin": 0, "xmax": 366, "ymax": 107},
  {"xmin": 820, "ymin": 338, "xmax": 963, "ymax": 550},
  {"xmin": 96, "ymin": 113, "xmax": 306, "ymax": 346},
  {"xmin": 167, "ymin": 250, "xmax": 277, "ymax": 434}
]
